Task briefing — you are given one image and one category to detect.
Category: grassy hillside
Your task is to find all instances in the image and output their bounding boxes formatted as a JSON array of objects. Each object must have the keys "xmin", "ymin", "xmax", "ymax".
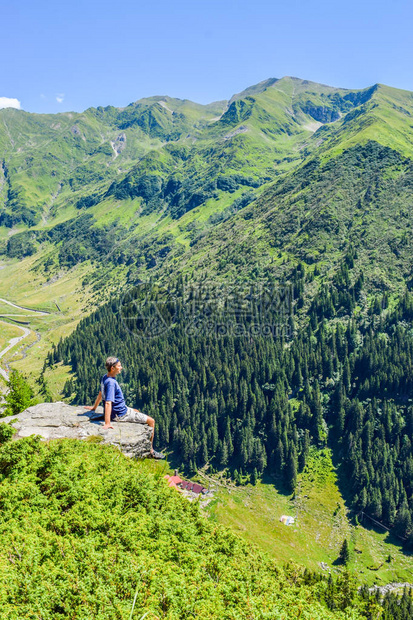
[
  {"xmin": 174, "ymin": 140, "xmax": 413, "ymax": 290},
  {"xmin": 2, "ymin": 77, "xmax": 413, "ymax": 290},
  {"xmin": 204, "ymin": 449, "xmax": 413, "ymax": 587}
]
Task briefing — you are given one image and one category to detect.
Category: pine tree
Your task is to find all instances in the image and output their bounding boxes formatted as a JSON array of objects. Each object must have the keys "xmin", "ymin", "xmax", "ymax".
[
  {"xmin": 285, "ymin": 446, "xmax": 297, "ymax": 494},
  {"xmin": 357, "ymin": 487, "xmax": 367, "ymax": 511},
  {"xmin": 338, "ymin": 538, "xmax": 350, "ymax": 565},
  {"xmin": 299, "ymin": 429, "xmax": 310, "ymax": 471},
  {"xmin": 3, "ymin": 370, "xmax": 34, "ymax": 417},
  {"xmin": 394, "ymin": 499, "xmax": 412, "ymax": 538},
  {"xmin": 325, "ymin": 574, "xmax": 336, "ymax": 610},
  {"xmin": 218, "ymin": 440, "xmax": 228, "ymax": 468},
  {"xmin": 38, "ymin": 372, "xmax": 53, "ymax": 403},
  {"xmin": 274, "ymin": 439, "xmax": 284, "ymax": 473},
  {"xmin": 336, "ymin": 569, "xmax": 355, "ymax": 610},
  {"xmin": 198, "ymin": 437, "xmax": 208, "ymax": 467}
]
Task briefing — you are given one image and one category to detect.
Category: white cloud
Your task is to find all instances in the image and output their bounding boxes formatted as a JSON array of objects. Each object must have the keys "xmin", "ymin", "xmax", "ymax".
[
  {"xmin": 0, "ymin": 97, "xmax": 21, "ymax": 110},
  {"xmin": 56, "ymin": 93, "xmax": 65, "ymax": 104}
]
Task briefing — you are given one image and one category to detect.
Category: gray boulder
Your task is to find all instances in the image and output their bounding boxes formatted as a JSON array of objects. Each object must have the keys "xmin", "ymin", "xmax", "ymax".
[{"xmin": 1, "ymin": 402, "xmax": 152, "ymax": 458}]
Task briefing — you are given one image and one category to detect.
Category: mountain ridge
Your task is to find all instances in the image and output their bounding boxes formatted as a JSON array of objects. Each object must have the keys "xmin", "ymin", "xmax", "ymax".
[{"xmin": 7, "ymin": 76, "xmax": 412, "ymax": 116}]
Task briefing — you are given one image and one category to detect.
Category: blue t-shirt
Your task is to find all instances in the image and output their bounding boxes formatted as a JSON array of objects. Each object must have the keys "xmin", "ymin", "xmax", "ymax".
[{"xmin": 100, "ymin": 374, "xmax": 128, "ymax": 419}]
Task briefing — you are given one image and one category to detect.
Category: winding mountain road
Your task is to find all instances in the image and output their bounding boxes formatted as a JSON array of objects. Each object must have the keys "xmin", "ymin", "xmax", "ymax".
[
  {"xmin": 0, "ymin": 298, "xmax": 50, "ymax": 315},
  {"xmin": 0, "ymin": 298, "xmax": 50, "ymax": 381},
  {"xmin": 0, "ymin": 325, "xmax": 32, "ymax": 381}
]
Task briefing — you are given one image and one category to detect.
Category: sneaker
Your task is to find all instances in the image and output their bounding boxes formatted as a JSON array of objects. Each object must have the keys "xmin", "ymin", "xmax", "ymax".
[{"xmin": 151, "ymin": 450, "xmax": 165, "ymax": 460}]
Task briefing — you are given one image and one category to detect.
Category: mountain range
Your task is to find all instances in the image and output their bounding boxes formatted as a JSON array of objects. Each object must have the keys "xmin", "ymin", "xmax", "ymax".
[
  {"xmin": 1, "ymin": 76, "xmax": 413, "ymax": 371},
  {"xmin": 2, "ymin": 76, "xmax": 413, "ymax": 276}
]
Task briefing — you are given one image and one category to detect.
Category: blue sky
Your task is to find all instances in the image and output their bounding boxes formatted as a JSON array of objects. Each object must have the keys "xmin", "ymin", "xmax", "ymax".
[{"xmin": 2, "ymin": 0, "xmax": 412, "ymax": 113}]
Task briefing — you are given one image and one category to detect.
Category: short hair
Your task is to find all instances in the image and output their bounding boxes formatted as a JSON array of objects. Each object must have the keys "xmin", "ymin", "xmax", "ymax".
[{"xmin": 105, "ymin": 356, "xmax": 119, "ymax": 371}]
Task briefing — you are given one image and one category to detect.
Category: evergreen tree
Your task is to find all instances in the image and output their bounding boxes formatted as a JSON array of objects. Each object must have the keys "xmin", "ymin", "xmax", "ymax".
[
  {"xmin": 218, "ymin": 440, "xmax": 229, "ymax": 468},
  {"xmin": 394, "ymin": 499, "xmax": 412, "ymax": 538},
  {"xmin": 37, "ymin": 372, "xmax": 53, "ymax": 403},
  {"xmin": 285, "ymin": 446, "xmax": 297, "ymax": 494},
  {"xmin": 3, "ymin": 370, "xmax": 34, "ymax": 417},
  {"xmin": 299, "ymin": 429, "xmax": 310, "ymax": 471},
  {"xmin": 338, "ymin": 538, "xmax": 350, "ymax": 565}
]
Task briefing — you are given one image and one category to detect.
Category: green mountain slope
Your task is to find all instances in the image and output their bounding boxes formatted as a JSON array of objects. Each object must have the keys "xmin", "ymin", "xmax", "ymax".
[
  {"xmin": 313, "ymin": 83, "xmax": 413, "ymax": 159},
  {"xmin": 206, "ymin": 448, "xmax": 413, "ymax": 587},
  {"xmin": 175, "ymin": 140, "xmax": 413, "ymax": 290},
  {"xmin": 1, "ymin": 77, "xmax": 411, "ymax": 249}
]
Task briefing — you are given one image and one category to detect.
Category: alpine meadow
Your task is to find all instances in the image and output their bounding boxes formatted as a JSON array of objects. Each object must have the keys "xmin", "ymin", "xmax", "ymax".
[{"xmin": 1, "ymin": 76, "xmax": 413, "ymax": 619}]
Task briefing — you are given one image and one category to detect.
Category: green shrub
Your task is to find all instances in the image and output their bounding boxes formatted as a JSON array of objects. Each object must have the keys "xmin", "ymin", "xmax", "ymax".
[
  {"xmin": 0, "ymin": 438, "xmax": 361, "ymax": 619},
  {"xmin": 2, "ymin": 370, "xmax": 33, "ymax": 417},
  {"xmin": 0, "ymin": 422, "xmax": 16, "ymax": 445}
]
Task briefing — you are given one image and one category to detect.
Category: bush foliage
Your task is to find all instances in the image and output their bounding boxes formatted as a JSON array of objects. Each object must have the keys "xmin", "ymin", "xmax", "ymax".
[{"xmin": 0, "ymin": 437, "xmax": 367, "ymax": 619}]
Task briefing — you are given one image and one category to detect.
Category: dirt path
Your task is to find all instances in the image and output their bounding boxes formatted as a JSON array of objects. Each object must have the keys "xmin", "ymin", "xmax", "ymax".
[
  {"xmin": 0, "ymin": 325, "xmax": 31, "ymax": 381},
  {"xmin": 0, "ymin": 298, "xmax": 50, "ymax": 315},
  {"xmin": 0, "ymin": 298, "xmax": 50, "ymax": 381}
]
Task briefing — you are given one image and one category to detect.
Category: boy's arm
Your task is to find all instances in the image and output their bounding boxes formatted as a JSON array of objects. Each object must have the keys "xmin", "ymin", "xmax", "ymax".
[
  {"xmin": 104, "ymin": 401, "xmax": 114, "ymax": 429},
  {"xmin": 84, "ymin": 391, "xmax": 102, "ymax": 412}
]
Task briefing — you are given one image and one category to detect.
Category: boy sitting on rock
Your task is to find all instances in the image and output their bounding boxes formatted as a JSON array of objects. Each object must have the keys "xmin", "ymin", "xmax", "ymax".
[{"xmin": 85, "ymin": 356, "xmax": 164, "ymax": 459}]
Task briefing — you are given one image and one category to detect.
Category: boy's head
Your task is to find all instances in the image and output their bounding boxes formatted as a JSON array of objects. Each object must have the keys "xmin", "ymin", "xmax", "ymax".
[{"xmin": 105, "ymin": 356, "xmax": 121, "ymax": 373}]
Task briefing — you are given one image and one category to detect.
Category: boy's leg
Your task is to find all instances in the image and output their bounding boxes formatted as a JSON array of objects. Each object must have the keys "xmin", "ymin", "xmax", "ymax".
[
  {"xmin": 146, "ymin": 415, "xmax": 155, "ymax": 452},
  {"xmin": 119, "ymin": 408, "xmax": 155, "ymax": 451},
  {"xmin": 118, "ymin": 408, "xmax": 163, "ymax": 458},
  {"xmin": 133, "ymin": 412, "xmax": 163, "ymax": 458}
]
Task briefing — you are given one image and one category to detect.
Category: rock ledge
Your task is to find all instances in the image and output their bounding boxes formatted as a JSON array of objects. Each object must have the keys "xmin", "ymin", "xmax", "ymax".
[{"xmin": 1, "ymin": 402, "xmax": 152, "ymax": 458}]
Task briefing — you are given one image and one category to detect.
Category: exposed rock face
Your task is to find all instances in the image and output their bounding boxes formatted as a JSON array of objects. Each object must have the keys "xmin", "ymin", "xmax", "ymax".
[
  {"xmin": 1, "ymin": 402, "xmax": 152, "ymax": 458},
  {"xmin": 111, "ymin": 133, "xmax": 126, "ymax": 157}
]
